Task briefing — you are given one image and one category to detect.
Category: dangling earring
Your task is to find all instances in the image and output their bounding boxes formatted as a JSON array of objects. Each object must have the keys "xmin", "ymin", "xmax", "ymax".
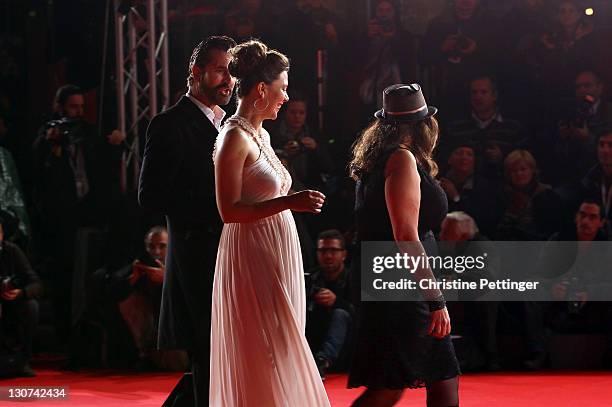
[{"xmin": 254, "ymin": 97, "xmax": 269, "ymax": 112}]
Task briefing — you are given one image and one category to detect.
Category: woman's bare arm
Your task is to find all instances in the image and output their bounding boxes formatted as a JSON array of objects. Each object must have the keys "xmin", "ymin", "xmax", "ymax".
[{"xmin": 384, "ymin": 148, "xmax": 450, "ymax": 337}]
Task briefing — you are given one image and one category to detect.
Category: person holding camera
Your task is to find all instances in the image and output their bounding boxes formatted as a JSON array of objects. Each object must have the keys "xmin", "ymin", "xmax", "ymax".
[
  {"xmin": 524, "ymin": 200, "xmax": 610, "ymax": 370},
  {"xmin": 421, "ymin": 0, "xmax": 497, "ymax": 118},
  {"xmin": 358, "ymin": 0, "xmax": 415, "ymax": 114},
  {"xmin": 305, "ymin": 229, "xmax": 353, "ymax": 380},
  {"xmin": 552, "ymin": 70, "xmax": 612, "ymax": 184},
  {"xmin": 558, "ymin": 128, "xmax": 612, "ymax": 238},
  {"xmin": 32, "ymin": 84, "xmax": 124, "ymax": 347},
  {"xmin": 0, "ymin": 218, "xmax": 42, "ymax": 377},
  {"xmin": 271, "ymin": 93, "xmax": 334, "ymax": 192},
  {"xmin": 107, "ymin": 226, "xmax": 188, "ymax": 371}
]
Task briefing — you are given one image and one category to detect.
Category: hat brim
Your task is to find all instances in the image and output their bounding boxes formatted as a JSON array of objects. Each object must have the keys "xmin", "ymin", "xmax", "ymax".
[{"xmin": 374, "ymin": 106, "xmax": 438, "ymax": 123}]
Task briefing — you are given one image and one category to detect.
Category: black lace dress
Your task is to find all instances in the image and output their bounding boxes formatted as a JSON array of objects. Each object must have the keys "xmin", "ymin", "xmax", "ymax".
[{"xmin": 348, "ymin": 147, "xmax": 461, "ymax": 389}]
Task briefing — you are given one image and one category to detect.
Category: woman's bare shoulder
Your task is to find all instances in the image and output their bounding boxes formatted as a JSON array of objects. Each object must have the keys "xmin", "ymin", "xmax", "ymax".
[{"xmin": 385, "ymin": 147, "xmax": 418, "ymax": 176}]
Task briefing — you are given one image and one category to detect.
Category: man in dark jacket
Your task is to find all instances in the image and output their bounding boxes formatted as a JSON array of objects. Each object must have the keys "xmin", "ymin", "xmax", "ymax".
[
  {"xmin": 558, "ymin": 128, "xmax": 612, "ymax": 237},
  {"xmin": 32, "ymin": 84, "xmax": 123, "ymax": 342},
  {"xmin": 0, "ymin": 218, "xmax": 42, "ymax": 377},
  {"xmin": 305, "ymin": 229, "xmax": 353, "ymax": 379},
  {"xmin": 138, "ymin": 36, "xmax": 235, "ymax": 406}
]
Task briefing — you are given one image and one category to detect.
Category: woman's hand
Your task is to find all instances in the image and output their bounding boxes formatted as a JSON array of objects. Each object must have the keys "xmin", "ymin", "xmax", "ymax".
[
  {"xmin": 286, "ymin": 190, "xmax": 325, "ymax": 213},
  {"xmin": 428, "ymin": 307, "xmax": 451, "ymax": 339}
]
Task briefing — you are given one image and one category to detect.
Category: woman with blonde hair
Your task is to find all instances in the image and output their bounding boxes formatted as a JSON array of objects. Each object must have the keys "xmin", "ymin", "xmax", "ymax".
[
  {"xmin": 348, "ymin": 84, "xmax": 460, "ymax": 406},
  {"xmin": 495, "ymin": 149, "xmax": 560, "ymax": 241}
]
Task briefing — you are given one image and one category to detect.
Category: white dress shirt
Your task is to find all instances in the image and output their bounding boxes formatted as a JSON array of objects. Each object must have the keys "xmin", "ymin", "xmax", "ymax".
[{"xmin": 186, "ymin": 92, "xmax": 226, "ymax": 131}]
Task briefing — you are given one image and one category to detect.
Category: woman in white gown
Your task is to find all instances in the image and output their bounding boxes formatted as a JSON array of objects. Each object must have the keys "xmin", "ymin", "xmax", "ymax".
[{"xmin": 210, "ymin": 40, "xmax": 331, "ymax": 407}]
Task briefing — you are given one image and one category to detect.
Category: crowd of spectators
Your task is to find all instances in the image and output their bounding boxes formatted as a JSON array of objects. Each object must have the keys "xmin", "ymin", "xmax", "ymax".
[{"xmin": 1, "ymin": 0, "xmax": 612, "ymax": 376}]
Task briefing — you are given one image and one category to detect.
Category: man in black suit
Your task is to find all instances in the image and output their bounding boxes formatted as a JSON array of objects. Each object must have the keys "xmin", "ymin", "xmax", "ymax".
[{"xmin": 138, "ymin": 36, "xmax": 236, "ymax": 406}]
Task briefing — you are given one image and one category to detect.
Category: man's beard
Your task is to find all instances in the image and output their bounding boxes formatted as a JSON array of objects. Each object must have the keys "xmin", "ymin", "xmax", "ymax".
[{"xmin": 199, "ymin": 81, "xmax": 232, "ymax": 106}]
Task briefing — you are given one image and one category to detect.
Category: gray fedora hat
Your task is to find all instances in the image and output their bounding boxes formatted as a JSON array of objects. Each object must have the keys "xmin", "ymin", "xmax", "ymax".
[{"xmin": 374, "ymin": 83, "xmax": 438, "ymax": 122}]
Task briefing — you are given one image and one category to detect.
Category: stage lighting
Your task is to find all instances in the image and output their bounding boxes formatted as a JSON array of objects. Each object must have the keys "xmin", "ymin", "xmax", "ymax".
[{"xmin": 585, "ymin": 7, "xmax": 594, "ymax": 16}]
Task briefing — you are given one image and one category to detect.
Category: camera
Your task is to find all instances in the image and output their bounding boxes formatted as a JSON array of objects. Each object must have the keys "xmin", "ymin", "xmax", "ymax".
[
  {"xmin": 44, "ymin": 117, "xmax": 85, "ymax": 147},
  {"xmin": 560, "ymin": 96, "xmax": 595, "ymax": 129},
  {"xmin": 138, "ymin": 251, "xmax": 162, "ymax": 268},
  {"xmin": 564, "ymin": 276, "xmax": 586, "ymax": 315},
  {"xmin": 375, "ymin": 17, "xmax": 394, "ymax": 34},
  {"xmin": 1, "ymin": 276, "xmax": 23, "ymax": 293},
  {"xmin": 307, "ymin": 284, "xmax": 323, "ymax": 311},
  {"xmin": 455, "ymin": 34, "xmax": 471, "ymax": 52}
]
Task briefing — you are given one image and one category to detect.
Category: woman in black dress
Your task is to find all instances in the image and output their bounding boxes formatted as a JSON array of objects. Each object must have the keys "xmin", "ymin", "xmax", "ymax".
[{"xmin": 348, "ymin": 84, "xmax": 460, "ymax": 406}]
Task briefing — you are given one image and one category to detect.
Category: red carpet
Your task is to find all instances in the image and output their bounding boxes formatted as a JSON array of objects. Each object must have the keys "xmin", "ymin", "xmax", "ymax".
[{"xmin": 2, "ymin": 369, "xmax": 612, "ymax": 406}]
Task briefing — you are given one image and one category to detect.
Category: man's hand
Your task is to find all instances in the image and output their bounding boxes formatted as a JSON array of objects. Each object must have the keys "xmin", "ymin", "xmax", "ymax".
[
  {"xmin": 458, "ymin": 37, "xmax": 477, "ymax": 55},
  {"xmin": 46, "ymin": 127, "xmax": 61, "ymax": 142},
  {"xmin": 133, "ymin": 259, "xmax": 165, "ymax": 284},
  {"xmin": 284, "ymin": 140, "xmax": 301, "ymax": 156},
  {"xmin": 367, "ymin": 19, "xmax": 382, "ymax": 38},
  {"xmin": 46, "ymin": 128, "xmax": 63, "ymax": 156},
  {"xmin": 569, "ymin": 125, "xmax": 589, "ymax": 141},
  {"xmin": 106, "ymin": 129, "xmax": 126, "ymax": 146},
  {"xmin": 314, "ymin": 288, "xmax": 336, "ymax": 307},
  {"xmin": 299, "ymin": 136, "xmax": 317, "ymax": 150},
  {"xmin": 1, "ymin": 288, "xmax": 23, "ymax": 301},
  {"xmin": 129, "ymin": 260, "xmax": 144, "ymax": 285},
  {"xmin": 441, "ymin": 34, "xmax": 458, "ymax": 53}
]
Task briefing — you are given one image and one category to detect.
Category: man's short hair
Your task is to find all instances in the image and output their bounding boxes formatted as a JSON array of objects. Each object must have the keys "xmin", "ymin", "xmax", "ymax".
[
  {"xmin": 286, "ymin": 90, "xmax": 309, "ymax": 107},
  {"xmin": 578, "ymin": 199, "xmax": 604, "ymax": 218},
  {"xmin": 187, "ymin": 36, "xmax": 236, "ymax": 88},
  {"xmin": 145, "ymin": 225, "xmax": 168, "ymax": 241},
  {"xmin": 575, "ymin": 69, "xmax": 602, "ymax": 84},
  {"xmin": 469, "ymin": 74, "xmax": 498, "ymax": 96},
  {"xmin": 596, "ymin": 125, "xmax": 612, "ymax": 141},
  {"xmin": 54, "ymin": 84, "xmax": 84, "ymax": 109},
  {"xmin": 317, "ymin": 229, "xmax": 346, "ymax": 249}
]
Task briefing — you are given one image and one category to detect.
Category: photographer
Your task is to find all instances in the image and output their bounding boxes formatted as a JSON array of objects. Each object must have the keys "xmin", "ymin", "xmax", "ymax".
[
  {"xmin": 553, "ymin": 70, "xmax": 612, "ymax": 183},
  {"xmin": 0, "ymin": 218, "xmax": 42, "ymax": 377},
  {"xmin": 72, "ymin": 226, "xmax": 187, "ymax": 371},
  {"xmin": 358, "ymin": 0, "xmax": 415, "ymax": 112},
  {"xmin": 270, "ymin": 94, "xmax": 334, "ymax": 192},
  {"xmin": 32, "ymin": 84, "xmax": 124, "ymax": 345},
  {"xmin": 421, "ymin": 0, "xmax": 498, "ymax": 117},
  {"xmin": 107, "ymin": 226, "xmax": 187, "ymax": 371},
  {"xmin": 305, "ymin": 230, "xmax": 353, "ymax": 380},
  {"xmin": 524, "ymin": 200, "xmax": 610, "ymax": 369}
]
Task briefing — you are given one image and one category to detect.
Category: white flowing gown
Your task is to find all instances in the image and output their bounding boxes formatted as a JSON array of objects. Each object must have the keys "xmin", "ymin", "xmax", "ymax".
[{"xmin": 209, "ymin": 120, "xmax": 330, "ymax": 407}]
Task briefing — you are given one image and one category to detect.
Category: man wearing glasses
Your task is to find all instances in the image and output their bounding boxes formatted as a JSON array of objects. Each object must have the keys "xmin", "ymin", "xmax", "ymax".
[{"xmin": 305, "ymin": 229, "xmax": 354, "ymax": 380}]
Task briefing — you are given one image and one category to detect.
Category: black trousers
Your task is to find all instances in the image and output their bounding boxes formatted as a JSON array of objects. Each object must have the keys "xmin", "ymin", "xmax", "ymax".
[{"xmin": 1, "ymin": 298, "xmax": 39, "ymax": 360}]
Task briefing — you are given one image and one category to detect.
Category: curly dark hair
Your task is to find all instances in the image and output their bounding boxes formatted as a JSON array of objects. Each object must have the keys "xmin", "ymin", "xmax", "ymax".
[
  {"xmin": 349, "ymin": 117, "xmax": 439, "ymax": 180},
  {"xmin": 228, "ymin": 39, "xmax": 290, "ymax": 98}
]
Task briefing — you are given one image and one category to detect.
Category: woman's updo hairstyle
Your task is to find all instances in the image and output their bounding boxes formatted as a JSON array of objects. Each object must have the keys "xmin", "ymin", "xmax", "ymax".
[{"xmin": 229, "ymin": 40, "xmax": 290, "ymax": 98}]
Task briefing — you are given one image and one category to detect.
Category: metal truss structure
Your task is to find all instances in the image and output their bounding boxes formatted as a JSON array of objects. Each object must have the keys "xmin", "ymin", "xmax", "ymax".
[{"xmin": 114, "ymin": 0, "xmax": 169, "ymax": 191}]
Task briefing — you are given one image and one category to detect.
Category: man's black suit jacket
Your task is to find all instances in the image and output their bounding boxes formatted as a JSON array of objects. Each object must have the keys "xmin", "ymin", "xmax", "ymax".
[{"xmin": 139, "ymin": 96, "xmax": 222, "ymax": 351}]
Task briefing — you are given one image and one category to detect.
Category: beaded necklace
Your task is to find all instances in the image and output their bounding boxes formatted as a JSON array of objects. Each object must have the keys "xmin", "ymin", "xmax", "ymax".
[{"xmin": 215, "ymin": 115, "xmax": 290, "ymax": 194}]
